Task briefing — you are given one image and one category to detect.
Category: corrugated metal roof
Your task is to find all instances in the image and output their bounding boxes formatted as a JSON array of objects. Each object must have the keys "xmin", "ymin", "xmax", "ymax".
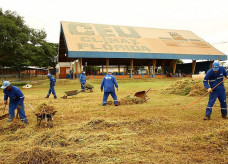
[{"xmin": 59, "ymin": 21, "xmax": 226, "ymax": 60}]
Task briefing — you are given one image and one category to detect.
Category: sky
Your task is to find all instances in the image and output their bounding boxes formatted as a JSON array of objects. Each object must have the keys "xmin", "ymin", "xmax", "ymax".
[{"xmin": 1, "ymin": 0, "xmax": 228, "ymax": 55}]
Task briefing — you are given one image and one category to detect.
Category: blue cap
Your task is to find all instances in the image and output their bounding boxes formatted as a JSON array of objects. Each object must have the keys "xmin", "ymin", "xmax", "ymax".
[
  {"xmin": 108, "ymin": 70, "xmax": 113, "ymax": 73},
  {"xmin": 212, "ymin": 62, "xmax": 219, "ymax": 71},
  {"xmin": 1, "ymin": 81, "xmax": 11, "ymax": 89},
  {"xmin": 82, "ymin": 72, "xmax": 85, "ymax": 74},
  {"xmin": 47, "ymin": 73, "xmax": 51, "ymax": 77}
]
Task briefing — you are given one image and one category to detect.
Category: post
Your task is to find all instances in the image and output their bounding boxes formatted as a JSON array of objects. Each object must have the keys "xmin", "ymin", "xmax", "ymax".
[
  {"xmin": 118, "ymin": 64, "xmax": 120, "ymax": 75},
  {"xmin": 76, "ymin": 60, "xmax": 79, "ymax": 79},
  {"xmin": 101, "ymin": 65, "xmax": 104, "ymax": 75},
  {"xmin": 172, "ymin": 59, "xmax": 177, "ymax": 74},
  {"xmin": 152, "ymin": 59, "xmax": 156, "ymax": 77},
  {"xmin": 209, "ymin": 61, "xmax": 213, "ymax": 69},
  {"xmin": 161, "ymin": 61, "xmax": 165, "ymax": 75},
  {"xmin": 106, "ymin": 58, "xmax": 109, "ymax": 75},
  {"xmin": 148, "ymin": 65, "xmax": 151, "ymax": 75},
  {"xmin": 134, "ymin": 66, "xmax": 136, "ymax": 75},
  {"xmin": 130, "ymin": 59, "xmax": 133, "ymax": 78},
  {"xmin": 74, "ymin": 61, "xmax": 77, "ymax": 79},
  {"xmin": 192, "ymin": 60, "xmax": 196, "ymax": 74},
  {"xmin": 80, "ymin": 58, "xmax": 82, "ymax": 73}
]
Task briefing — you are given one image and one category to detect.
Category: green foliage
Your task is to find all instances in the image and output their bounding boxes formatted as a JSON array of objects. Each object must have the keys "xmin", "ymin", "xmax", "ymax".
[
  {"xmin": 0, "ymin": 8, "xmax": 58, "ymax": 73},
  {"xmin": 0, "ymin": 81, "xmax": 27, "ymax": 87},
  {"xmin": 86, "ymin": 66, "xmax": 100, "ymax": 75},
  {"xmin": 177, "ymin": 59, "xmax": 184, "ymax": 64},
  {"xmin": 10, "ymin": 82, "xmax": 27, "ymax": 86}
]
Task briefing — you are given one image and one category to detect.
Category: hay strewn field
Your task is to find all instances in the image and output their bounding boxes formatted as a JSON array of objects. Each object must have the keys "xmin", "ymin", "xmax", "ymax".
[{"xmin": 0, "ymin": 77, "xmax": 228, "ymax": 163}]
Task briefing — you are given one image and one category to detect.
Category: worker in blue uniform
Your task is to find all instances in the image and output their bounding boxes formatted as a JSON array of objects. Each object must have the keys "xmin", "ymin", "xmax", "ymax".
[
  {"xmin": 100, "ymin": 70, "xmax": 118, "ymax": 106},
  {"xmin": 1, "ymin": 81, "xmax": 28, "ymax": 125},
  {"xmin": 45, "ymin": 73, "xmax": 57, "ymax": 99},
  {"xmin": 203, "ymin": 61, "xmax": 228, "ymax": 120},
  {"xmin": 79, "ymin": 71, "xmax": 86, "ymax": 91}
]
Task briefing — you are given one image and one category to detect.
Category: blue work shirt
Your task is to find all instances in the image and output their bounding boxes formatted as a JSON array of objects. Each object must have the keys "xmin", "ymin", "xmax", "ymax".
[
  {"xmin": 3, "ymin": 86, "xmax": 24, "ymax": 106},
  {"xmin": 101, "ymin": 74, "xmax": 118, "ymax": 93},
  {"xmin": 80, "ymin": 74, "xmax": 86, "ymax": 84},
  {"xmin": 203, "ymin": 66, "xmax": 227, "ymax": 90},
  {"xmin": 49, "ymin": 75, "xmax": 56, "ymax": 87}
]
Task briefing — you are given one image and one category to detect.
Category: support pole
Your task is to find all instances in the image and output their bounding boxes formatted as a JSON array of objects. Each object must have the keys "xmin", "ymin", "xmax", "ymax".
[
  {"xmin": 74, "ymin": 61, "xmax": 77, "ymax": 79},
  {"xmin": 80, "ymin": 58, "xmax": 82, "ymax": 73},
  {"xmin": 172, "ymin": 59, "xmax": 177, "ymax": 74},
  {"xmin": 102, "ymin": 65, "xmax": 104, "ymax": 75},
  {"xmin": 76, "ymin": 60, "xmax": 79, "ymax": 79},
  {"xmin": 106, "ymin": 58, "xmax": 109, "ymax": 75},
  {"xmin": 209, "ymin": 61, "xmax": 214, "ymax": 69},
  {"xmin": 130, "ymin": 59, "xmax": 133, "ymax": 78},
  {"xmin": 148, "ymin": 65, "xmax": 151, "ymax": 75},
  {"xmin": 118, "ymin": 64, "xmax": 120, "ymax": 75},
  {"xmin": 192, "ymin": 60, "xmax": 196, "ymax": 74},
  {"xmin": 161, "ymin": 61, "xmax": 165, "ymax": 75},
  {"xmin": 152, "ymin": 59, "xmax": 156, "ymax": 76}
]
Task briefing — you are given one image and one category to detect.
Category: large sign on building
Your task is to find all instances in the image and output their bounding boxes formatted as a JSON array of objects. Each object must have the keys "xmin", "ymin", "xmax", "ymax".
[{"xmin": 60, "ymin": 21, "xmax": 226, "ymax": 60}]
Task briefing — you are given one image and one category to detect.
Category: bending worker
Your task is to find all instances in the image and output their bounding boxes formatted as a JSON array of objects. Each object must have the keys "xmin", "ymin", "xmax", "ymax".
[
  {"xmin": 45, "ymin": 73, "xmax": 57, "ymax": 99},
  {"xmin": 79, "ymin": 71, "xmax": 86, "ymax": 91},
  {"xmin": 203, "ymin": 61, "xmax": 228, "ymax": 120},
  {"xmin": 100, "ymin": 70, "xmax": 118, "ymax": 106},
  {"xmin": 1, "ymin": 81, "xmax": 29, "ymax": 125}
]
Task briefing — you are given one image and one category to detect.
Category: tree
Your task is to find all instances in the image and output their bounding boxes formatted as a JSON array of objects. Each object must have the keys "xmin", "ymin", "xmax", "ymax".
[
  {"xmin": 0, "ymin": 9, "xmax": 58, "ymax": 77},
  {"xmin": 177, "ymin": 59, "xmax": 184, "ymax": 64},
  {"xmin": 86, "ymin": 66, "xmax": 100, "ymax": 75}
]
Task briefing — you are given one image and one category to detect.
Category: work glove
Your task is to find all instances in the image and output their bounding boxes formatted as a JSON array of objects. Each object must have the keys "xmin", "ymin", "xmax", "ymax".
[
  {"xmin": 117, "ymin": 88, "xmax": 118, "ymax": 91},
  {"xmin": 207, "ymin": 88, "xmax": 213, "ymax": 93},
  {"xmin": 4, "ymin": 101, "xmax": 7, "ymax": 105},
  {"xmin": 101, "ymin": 89, "xmax": 103, "ymax": 92}
]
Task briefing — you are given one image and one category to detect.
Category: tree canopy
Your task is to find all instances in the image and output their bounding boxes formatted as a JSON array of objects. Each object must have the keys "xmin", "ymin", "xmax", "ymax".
[{"xmin": 0, "ymin": 8, "xmax": 58, "ymax": 73}]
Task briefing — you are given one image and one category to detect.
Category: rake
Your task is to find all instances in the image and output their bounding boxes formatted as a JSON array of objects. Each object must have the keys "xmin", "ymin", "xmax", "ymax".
[{"xmin": 181, "ymin": 78, "xmax": 227, "ymax": 110}]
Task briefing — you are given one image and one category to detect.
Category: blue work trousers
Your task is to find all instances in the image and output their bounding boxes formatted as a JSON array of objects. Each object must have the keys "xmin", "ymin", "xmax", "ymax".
[
  {"xmin": 81, "ymin": 83, "xmax": 85, "ymax": 90},
  {"xmin": 205, "ymin": 87, "xmax": 227, "ymax": 117},
  {"xmin": 102, "ymin": 92, "xmax": 118, "ymax": 106},
  {"xmin": 9, "ymin": 102, "xmax": 27, "ymax": 121},
  {"xmin": 48, "ymin": 86, "xmax": 56, "ymax": 97}
]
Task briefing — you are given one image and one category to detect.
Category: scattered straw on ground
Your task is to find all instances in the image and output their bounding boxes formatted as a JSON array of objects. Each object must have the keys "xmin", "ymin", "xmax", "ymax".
[
  {"xmin": 162, "ymin": 79, "xmax": 206, "ymax": 96},
  {"xmin": 106, "ymin": 96, "xmax": 145, "ymax": 105},
  {"xmin": 0, "ymin": 120, "xmax": 25, "ymax": 133},
  {"xmin": 84, "ymin": 83, "xmax": 94, "ymax": 89},
  {"xmin": 65, "ymin": 90, "xmax": 78, "ymax": 96},
  {"xmin": 120, "ymin": 96, "xmax": 145, "ymax": 105},
  {"xmin": 14, "ymin": 147, "xmax": 60, "ymax": 164},
  {"xmin": 35, "ymin": 103, "xmax": 55, "ymax": 114}
]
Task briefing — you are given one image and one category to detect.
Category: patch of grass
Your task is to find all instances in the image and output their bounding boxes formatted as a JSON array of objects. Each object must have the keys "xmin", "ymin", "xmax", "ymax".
[{"xmin": 0, "ymin": 77, "xmax": 228, "ymax": 163}]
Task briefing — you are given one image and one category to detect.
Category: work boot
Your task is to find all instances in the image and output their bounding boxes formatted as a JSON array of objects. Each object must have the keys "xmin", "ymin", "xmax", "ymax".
[
  {"xmin": 54, "ymin": 96, "xmax": 57, "ymax": 99},
  {"xmin": 222, "ymin": 115, "xmax": 228, "ymax": 119},
  {"xmin": 45, "ymin": 95, "xmax": 49, "ymax": 98},
  {"xmin": 114, "ymin": 103, "xmax": 118, "ymax": 106},
  {"xmin": 203, "ymin": 116, "xmax": 210, "ymax": 120},
  {"xmin": 7, "ymin": 117, "xmax": 14, "ymax": 123},
  {"xmin": 22, "ymin": 120, "xmax": 29, "ymax": 125}
]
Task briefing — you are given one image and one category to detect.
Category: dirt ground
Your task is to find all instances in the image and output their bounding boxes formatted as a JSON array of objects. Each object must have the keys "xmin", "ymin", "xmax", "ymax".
[{"xmin": 0, "ymin": 77, "xmax": 228, "ymax": 163}]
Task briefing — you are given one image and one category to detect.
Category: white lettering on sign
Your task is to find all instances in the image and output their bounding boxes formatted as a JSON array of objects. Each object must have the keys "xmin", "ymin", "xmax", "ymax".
[
  {"xmin": 68, "ymin": 23, "xmax": 141, "ymax": 38},
  {"xmin": 78, "ymin": 36, "xmax": 151, "ymax": 52},
  {"xmin": 68, "ymin": 23, "xmax": 152, "ymax": 52}
]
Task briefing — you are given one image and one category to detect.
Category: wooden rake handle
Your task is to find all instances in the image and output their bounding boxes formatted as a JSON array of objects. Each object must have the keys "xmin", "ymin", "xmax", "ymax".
[
  {"xmin": 2, "ymin": 104, "xmax": 6, "ymax": 114},
  {"xmin": 181, "ymin": 78, "xmax": 227, "ymax": 110}
]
